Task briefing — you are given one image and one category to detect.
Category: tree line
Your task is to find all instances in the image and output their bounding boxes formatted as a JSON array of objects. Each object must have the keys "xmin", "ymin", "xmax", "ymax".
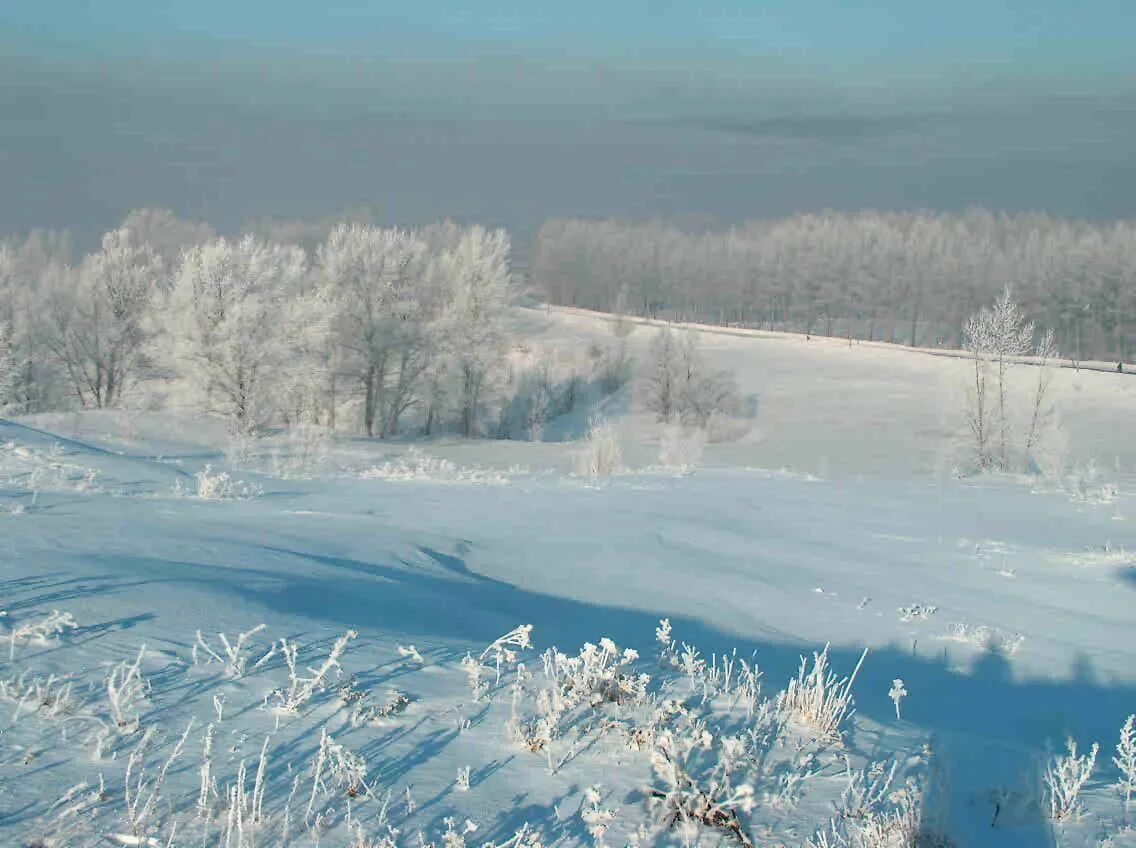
[
  {"xmin": 530, "ymin": 211, "xmax": 1136, "ymax": 362},
  {"xmin": 0, "ymin": 210, "xmax": 517, "ymax": 437}
]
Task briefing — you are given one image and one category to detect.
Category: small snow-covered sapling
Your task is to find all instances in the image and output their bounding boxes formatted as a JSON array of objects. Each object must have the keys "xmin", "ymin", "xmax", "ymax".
[
  {"xmin": 1114, "ymin": 714, "xmax": 1136, "ymax": 807},
  {"xmin": 1044, "ymin": 738, "xmax": 1099, "ymax": 821}
]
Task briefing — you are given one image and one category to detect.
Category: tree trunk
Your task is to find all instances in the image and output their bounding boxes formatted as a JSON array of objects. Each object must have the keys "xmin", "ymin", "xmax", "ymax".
[{"xmin": 362, "ymin": 366, "xmax": 377, "ymax": 437}]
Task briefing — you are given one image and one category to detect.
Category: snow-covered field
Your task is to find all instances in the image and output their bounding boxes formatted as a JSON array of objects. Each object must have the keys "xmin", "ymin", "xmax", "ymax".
[{"xmin": 1, "ymin": 309, "xmax": 1134, "ymax": 848}]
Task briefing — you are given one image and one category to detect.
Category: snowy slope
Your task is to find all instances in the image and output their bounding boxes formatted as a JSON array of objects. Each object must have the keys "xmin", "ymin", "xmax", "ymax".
[
  {"xmin": 1, "ymin": 408, "xmax": 1134, "ymax": 847},
  {"xmin": 516, "ymin": 305, "xmax": 1136, "ymax": 480}
]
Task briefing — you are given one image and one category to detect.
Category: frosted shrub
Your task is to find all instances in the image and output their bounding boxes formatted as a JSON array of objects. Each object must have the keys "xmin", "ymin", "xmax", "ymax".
[
  {"xmin": 777, "ymin": 644, "xmax": 868, "ymax": 742},
  {"xmin": 648, "ymin": 728, "xmax": 757, "ymax": 848},
  {"xmin": 658, "ymin": 424, "xmax": 705, "ymax": 473},
  {"xmin": 1043, "ymin": 738, "xmax": 1099, "ymax": 821},
  {"xmin": 575, "ymin": 417, "xmax": 623, "ymax": 478}
]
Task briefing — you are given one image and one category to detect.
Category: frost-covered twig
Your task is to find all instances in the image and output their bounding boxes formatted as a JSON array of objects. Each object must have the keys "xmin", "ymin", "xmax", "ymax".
[
  {"xmin": 108, "ymin": 645, "xmax": 149, "ymax": 733},
  {"xmin": 193, "ymin": 624, "xmax": 269, "ymax": 677},
  {"xmin": 461, "ymin": 624, "xmax": 533, "ymax": 699},
  {"xmin": 273, "ymin": 629, "xmax": 357, "ymax": 714}
]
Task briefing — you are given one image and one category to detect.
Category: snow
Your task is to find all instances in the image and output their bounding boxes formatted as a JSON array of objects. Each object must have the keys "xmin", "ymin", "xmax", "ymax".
[{"xmin": 1, "ymin": 308, "xmax": 1135, "ymax": 847}]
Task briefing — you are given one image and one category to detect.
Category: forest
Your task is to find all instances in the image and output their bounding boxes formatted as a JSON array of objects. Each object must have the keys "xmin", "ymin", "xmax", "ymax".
[{"xmin": 531, "ymin": 211, "xmax": 1136, "ymax": 362}]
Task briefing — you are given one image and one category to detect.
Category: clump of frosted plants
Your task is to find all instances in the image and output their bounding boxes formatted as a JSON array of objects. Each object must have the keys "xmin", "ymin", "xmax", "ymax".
[
  {"xmin": 812, "ymin": 778, "xmax": 925, "ymax": 848},
  {"xmin": 8, "ymin": 609, "xmax": 78, "ymax": 658},
  {"xmin": 1043, "ymin": 738, "xmax": 1099, "ymax": 821},
  {"xmin": 183, "ymin": 464, "xmax": 263, "ymax": 500},
  {"xmin": 580, "ymin": 785, "xmax": 619, "ymax": 847},
  {"xmin": 359, "ymin": 449, "xmax": 509, "ymax": 485},
  {"xmin": 941, "ymin": 622, "xmax": 1024, "ymax": 656},
  {"xmin": 541, "ymin": 638, "xmax": 649, "ymax": 710},
  {"xmin": 777, "ymin": 644, "xmax": 867, "ymax": 741},
  {"xmin": 575, "ymin": 417, "xmax": 623, "ymax": 479},
  {"xmin": 658, "ymin": 423, "xmax": 705, "ymax": 473}
]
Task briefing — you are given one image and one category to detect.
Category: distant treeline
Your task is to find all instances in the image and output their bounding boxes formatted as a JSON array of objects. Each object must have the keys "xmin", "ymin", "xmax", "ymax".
[{"xmin": 530, "ymin": 211, "xmax": 1136, "ymax": 361}]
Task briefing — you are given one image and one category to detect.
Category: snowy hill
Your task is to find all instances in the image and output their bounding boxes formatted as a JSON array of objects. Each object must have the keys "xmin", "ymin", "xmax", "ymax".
[{"xmin": 0, "ymin": 309, "xmax": 1135, "ymax": 847}]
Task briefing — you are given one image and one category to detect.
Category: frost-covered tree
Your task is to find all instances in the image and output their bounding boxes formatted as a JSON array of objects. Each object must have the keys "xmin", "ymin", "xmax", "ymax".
[
  {"xmin": 641, "ymin": 326, "xmax": 737, "ymax": 428},
  {"xmin": 117, "ymin": 208, "xmax": 214, "ymax": 268},
  {"xmin": 0, "ymin": 319, "xmax": 19, "ymax": 414},
  {"xmin": 44, "ymin": 228, "xmax": 163, "ymax": 408},
  {"xmin": 316, "ymin": 224, "xmax": 434, "ymax": 437},
  {"xmin": 642, "ymin": 326, "xmax": 681, "ymax": 422},
  {"xmin": 961, "ymin": 288, "xmax": 1035, "ymax": 470},
  {"xmin": 432, "ymin": 226, "xmax": 513, "ymax": 437},
  {"xmin": 166, "ymin": 235, "xmax": 306, "ymax": 434},
  {"xmin": 0, "ymin": 233, "xmax": 72, "ymax": 413},
  {"xmin": 676, "ymin": 332, "xmax": 739, "ymax": 428}
]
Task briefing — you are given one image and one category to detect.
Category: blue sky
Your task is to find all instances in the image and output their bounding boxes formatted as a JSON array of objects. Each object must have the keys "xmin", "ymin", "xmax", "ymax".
[
  {"xmin": 2, "ymin": 2, "xmax": 1135, "ymax": 245},
  {"xmin": 4, "ymin": 0, "xmax": 1134, "ymax": 69}
]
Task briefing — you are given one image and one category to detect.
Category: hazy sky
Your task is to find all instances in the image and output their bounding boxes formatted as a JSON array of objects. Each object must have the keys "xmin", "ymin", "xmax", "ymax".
[{"xmin": 3, "ymin": 1, "xmax": 1135, "ymax": 247}]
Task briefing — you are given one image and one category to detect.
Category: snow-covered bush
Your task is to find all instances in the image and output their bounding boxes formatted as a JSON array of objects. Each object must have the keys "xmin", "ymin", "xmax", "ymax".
[
  {"xmin": 1043, "ymin": 738, "xmax": 1099, "ymax": 821},
  {"xmin": 575, "ymin": 417, "xmax": 623, "ymax": 478}
]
